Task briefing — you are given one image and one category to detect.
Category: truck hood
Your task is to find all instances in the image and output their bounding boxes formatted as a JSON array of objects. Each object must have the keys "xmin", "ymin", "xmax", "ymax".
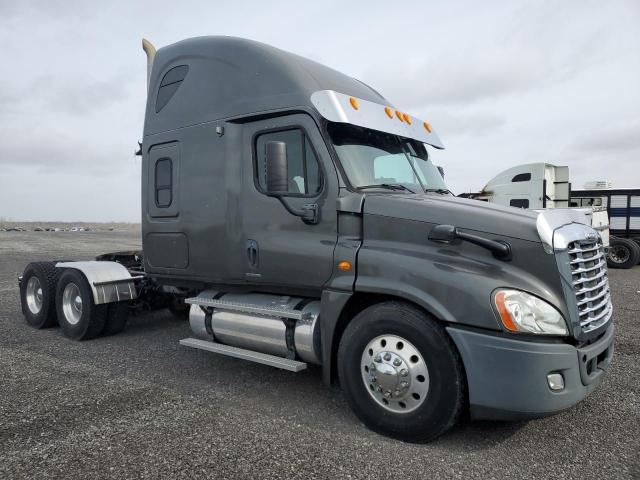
[{"xmin": 363, "ymin": 193, "xmax": 541, "ymax": 243}]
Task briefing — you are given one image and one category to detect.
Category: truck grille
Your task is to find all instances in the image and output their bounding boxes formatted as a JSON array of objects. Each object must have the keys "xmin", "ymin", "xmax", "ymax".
[{"xmin": 567, "ymin": 240, "xmax": 612, "ymax": 334}]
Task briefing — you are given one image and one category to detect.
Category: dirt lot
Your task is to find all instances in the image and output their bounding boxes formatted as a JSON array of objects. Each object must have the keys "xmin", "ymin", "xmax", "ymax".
[{"xmin": 0, "ymin": 231, "xmax": 638, "ymax": 479}]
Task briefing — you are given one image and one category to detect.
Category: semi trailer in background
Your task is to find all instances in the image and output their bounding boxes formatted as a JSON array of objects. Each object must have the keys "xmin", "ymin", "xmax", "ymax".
[
  {"xmin": 18, "ymin": 37, "xmax": 614, "ymax": 442},
  {"xmin": 570, "ymin": 187, "xmax": 640, "ymax": 269},
  {"xmin": 460, "ymin": 162, "xmax": 639, "ymax": 269}
]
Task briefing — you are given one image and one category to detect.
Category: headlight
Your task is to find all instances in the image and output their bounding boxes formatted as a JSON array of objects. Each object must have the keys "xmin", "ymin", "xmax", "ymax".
[{"xmin": 493, "ymin": 289, "xmax": 568, "ymax": 336}]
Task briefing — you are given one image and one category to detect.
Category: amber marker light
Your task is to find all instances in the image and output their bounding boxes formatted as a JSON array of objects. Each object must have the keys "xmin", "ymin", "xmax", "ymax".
[
  {"xmin": 494, "ymin": 291, "xmax": 518, "ymax": 332},
  {"xmin": 395, "ymin": 110, "xmax": 404, "ymax": 122},
  {"xmin": 338, "ymin": 261, "xmax": 352, "ymax": 271},
  {"xmin": 349, "ymin": 97, "xmax": 359, "ymax": 110},
  {"xmin": 384, "ymin": 106, "xmax": 394, "ymax": 119},
  {"xmin": 402, "ymin": 113, "xmax": 412, "ymax": 124},
  {"xmin": 423, "ymin": 121, "xmax": 432, "ymax": 133}
]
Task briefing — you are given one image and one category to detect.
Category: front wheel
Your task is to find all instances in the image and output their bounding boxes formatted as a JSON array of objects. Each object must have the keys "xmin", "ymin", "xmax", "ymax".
[{"xmin": 338, "ymin": 301, "xmax": 465, "ymax": 442}]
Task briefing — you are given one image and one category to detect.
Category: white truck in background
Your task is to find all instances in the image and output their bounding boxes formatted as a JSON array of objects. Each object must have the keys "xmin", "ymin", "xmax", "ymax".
[{"xmin": 458, "ymin": 163, "xmax": 633, "ymax": 267}]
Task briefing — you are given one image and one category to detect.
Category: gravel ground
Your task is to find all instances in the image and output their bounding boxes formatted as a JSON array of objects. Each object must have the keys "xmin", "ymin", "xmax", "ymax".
[{"xmin": 0, "ymin": 231, "xmax": 638, "ymax": 479}]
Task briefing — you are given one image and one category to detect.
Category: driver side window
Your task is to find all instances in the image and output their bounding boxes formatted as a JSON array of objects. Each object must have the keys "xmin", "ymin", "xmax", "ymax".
[{"xmin": 255, "ymin": 129, "xmax": 321, "ymax": 196}]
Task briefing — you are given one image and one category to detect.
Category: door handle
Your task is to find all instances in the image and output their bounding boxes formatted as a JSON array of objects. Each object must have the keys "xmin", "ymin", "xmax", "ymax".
[
  {"xmin": 301, "ymin": 203, "xmax": 319, "ymax": 225},
  {"xmin": 246, "ymin": 240, "xmax": 259, "ymax": 268}
]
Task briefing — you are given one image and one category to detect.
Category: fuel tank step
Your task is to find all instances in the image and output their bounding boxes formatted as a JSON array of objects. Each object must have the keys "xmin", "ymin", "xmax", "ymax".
[
  {"xmin": 184, "ymin": 295, "xmax": 304, "ymax": 320},
  {"xmin": 179, "ymin": 337, "xmax": 308, "ymax": 372}
]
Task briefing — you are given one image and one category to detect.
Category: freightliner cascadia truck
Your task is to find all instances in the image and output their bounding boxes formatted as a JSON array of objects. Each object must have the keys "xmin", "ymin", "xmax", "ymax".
[{"xmin": 18, "ymin": 37, "xmax": 614, "ymax": 442}]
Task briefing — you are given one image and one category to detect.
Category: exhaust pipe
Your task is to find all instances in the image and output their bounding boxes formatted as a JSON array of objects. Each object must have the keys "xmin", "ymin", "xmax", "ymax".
[{"xmin": 142, "ymin": 38, "xmax": 156, "ymax": 91}]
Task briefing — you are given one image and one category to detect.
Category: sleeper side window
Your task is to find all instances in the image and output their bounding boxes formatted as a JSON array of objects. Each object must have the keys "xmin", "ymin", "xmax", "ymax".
[
  {"xmin": 254, "ymin": 129, "xmax": 322, "ymax": 196},
  {"xmin": 512, "ymin": 173, "xmax": 531, "ymax": 182},
  {"xmin": 510, "ymin": 198, "xmax": 529, "ymax": 208},
  {"xmin": 155, "ymin": 158, "xmax": 173, "ymax": 207},
  {"xmin": 155, "ymin": 65, "xmax": 189, "ymax": 113}
]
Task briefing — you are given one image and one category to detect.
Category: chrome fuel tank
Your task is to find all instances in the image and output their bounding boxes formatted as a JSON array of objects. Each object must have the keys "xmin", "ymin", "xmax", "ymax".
[{"xmin": 189, "ymin": 291, "xmax": 321, "ymax": 364}]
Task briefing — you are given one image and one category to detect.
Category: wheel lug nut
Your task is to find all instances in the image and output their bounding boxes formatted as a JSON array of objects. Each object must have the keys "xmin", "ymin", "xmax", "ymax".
[
  {"xmin": 400, "ymin": 381, "xmax": 409, "ymax": 388},
  {"xmin": 400, "ymin": 369, "xmax": 408, "ymax": 377},
  {"xmin": 393, "ymin": 358, "xmax": 401, "ymax": 367},
  {"xmin": 374, "ymin": 355, "xmax": 382, "ymax": 363},
  {"xmin": 377, "ymin": 386, "xmax": 383, "ymax": 392},
  {"xmin": 383, "ymin": 353, "xmax": 391, "ymax": 361},
  {"xmin": 371, "ymin": 376, "xmax": 377, "ymax": 383},
  {"xmin": 384, "ymin": 391, "xmax": 391, "ymax": 398},
  {"xmin": 394, "ymin": 390, "xmax": 401, "ymax": 397}
]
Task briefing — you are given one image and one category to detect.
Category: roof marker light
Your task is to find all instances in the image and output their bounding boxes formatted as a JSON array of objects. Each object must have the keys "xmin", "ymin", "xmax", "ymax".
[
  {"xmin": 384, "ymin": 106, "xmax": 394, "ymax": 119},
  {"xmin": 402, "ymin": 113, "xmax": 412, "ymax": 124},
  {"xmin": 395, "ymin": 111, "xmax": 404, "ymax": 122},
  {"xmin": 349, "ymin": 97, "xmax": 359, "ymax": 110},
  {"xmin": 423, "ymin": 121, "xmax": 432, "ymax": 133}
]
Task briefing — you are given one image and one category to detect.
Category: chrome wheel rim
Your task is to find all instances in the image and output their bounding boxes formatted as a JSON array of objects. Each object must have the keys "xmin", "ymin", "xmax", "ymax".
[
  {"xmin": 62, "ymin": 283, "xmax": 83, "ymax": 325},
  {"xmin": 608, "ymin": 246, "xmax": 629, "ymax": 264},
  {"xmin": 361, "ymin": 334, "xmax": 429, "ymax": 413},
  {"xmin": 25, "ymin": 276, "xmax": 43, "ymax": 315}
]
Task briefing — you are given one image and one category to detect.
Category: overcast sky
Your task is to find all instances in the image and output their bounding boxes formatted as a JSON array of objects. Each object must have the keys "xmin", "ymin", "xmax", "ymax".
[{"xmin": 1, "ymin": 0, "xmax": 638, "ymax": 222}]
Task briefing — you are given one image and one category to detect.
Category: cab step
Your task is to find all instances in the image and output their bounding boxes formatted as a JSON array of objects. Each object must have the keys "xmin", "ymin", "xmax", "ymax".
[
  {"xmin": 184, "ymin": 294, "xmax": 304, "ymax": 320},
  {"xmin": 179, "ymin": 337, "xmax": 308, "ymax": 372}
]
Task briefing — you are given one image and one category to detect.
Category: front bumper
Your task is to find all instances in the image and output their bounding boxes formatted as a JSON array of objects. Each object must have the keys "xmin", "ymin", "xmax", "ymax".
[{"xmin": 447, "ymin": 324, "xmax": 614, "ymax": 420}]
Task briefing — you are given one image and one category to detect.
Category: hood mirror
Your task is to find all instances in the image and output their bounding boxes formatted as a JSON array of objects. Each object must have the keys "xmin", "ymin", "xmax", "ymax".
[
  {"xmin": 429, "ymin": 224, "xmax": 511, "ymax": 261},
  {"xmin": 429, "ymin": 224, "xmax": 457, "ymax": 243}
]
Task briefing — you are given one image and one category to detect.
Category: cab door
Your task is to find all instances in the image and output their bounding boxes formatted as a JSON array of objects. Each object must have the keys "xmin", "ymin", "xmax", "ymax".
[{"xmin": 241, "ymin": 113, "xmax": 339, "ymax": 290}]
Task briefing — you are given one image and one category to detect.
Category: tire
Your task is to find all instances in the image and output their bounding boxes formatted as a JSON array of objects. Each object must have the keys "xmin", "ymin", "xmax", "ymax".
[
  {"xmin": 337, "ymin": 301, "xmax": 465, "ymax": 442},
  {"xmin": 607, "ymin": 237, "xmax": 640, "ymax": 269},
  {"xmin": 632, "ymin": 237, "xmax": 640, "ymax": 264},
  {"xmin": 56, "ymin": 269, "xmax": 107, "ymax": 340},
  {"xmin": 167, "ymin": 297, "xmax": 189, "ymax": 319},
  {"xmin": 102, "ymin": 302, "xmax": 129, "ymax": 336},
  {"xmin": 19, "ymin": 262, "xmax": 60, "ymax": 328}
]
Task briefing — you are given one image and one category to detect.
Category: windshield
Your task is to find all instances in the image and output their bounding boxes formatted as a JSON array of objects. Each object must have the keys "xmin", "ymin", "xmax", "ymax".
[{"xmin": 327, "ymin": 123, "xmax": 449, "ymax": 193}]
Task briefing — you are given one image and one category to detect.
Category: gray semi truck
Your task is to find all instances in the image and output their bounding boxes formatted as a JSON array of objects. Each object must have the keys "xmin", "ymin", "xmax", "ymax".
[{"xmin": 18, "ymin": 37, "xmax": 615, "ymax": 442}]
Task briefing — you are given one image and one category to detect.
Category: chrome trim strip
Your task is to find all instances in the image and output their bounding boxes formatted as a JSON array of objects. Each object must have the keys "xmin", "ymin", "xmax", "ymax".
[
  {"xmin": 571, "ymin": 259, "xmax": 606, "ymax": 275},
  {"xmin": 580, "ymin": 304, "xmax": 613, "ymax": 329},
  {"xmin": 569, "ymin": 251, "xmax": 604, "ymax": 264},
  {"xmin": 573, "ymin": 269, "xmax": 607, "ymax": 285},
  {"xmin": 578, "ymin": 295, "xmax": 611, "ymax": 316},
  {"xmin": 575, "ymin": 277, "xmax": 609, "ymax": 295},
  {"xmin": 577, "ymin": 288, "xmax": 610, "ymax": 307}
]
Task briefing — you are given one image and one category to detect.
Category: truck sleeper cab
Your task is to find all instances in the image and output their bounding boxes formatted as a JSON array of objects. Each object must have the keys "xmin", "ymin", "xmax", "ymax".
[{"xmin": 18, "ymin": 36, "xmax": 614, "ymax": 442}]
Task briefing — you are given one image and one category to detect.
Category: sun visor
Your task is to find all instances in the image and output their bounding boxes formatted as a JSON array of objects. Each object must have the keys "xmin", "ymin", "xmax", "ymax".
[{"xmin": 310, "ymin": 90, "xmax": 444, "ymax": 149}]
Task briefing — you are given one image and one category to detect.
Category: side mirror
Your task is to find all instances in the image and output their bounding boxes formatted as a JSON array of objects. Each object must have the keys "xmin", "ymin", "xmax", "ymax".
[
  {"xmin": 265, "ymin": 141, "xmax": 288, "ymax": 195},
  {"xmin": 264, "ymin": 140, "xmax": 320, "ymax": 225}
]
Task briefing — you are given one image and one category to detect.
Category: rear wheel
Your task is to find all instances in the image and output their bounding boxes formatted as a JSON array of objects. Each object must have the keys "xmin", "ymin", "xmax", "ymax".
[
  {"xmin": 19, "ymin": 262, "xmax": 60, "ymax": 328},
  {"xmin": 56, "ymin": 269, "xmax": 107, "ymax": 340},
  {"xmin": 607, "ymin": 237, "xmax": 640, "ymax": 269},
  {"xmin": 632, "ymin": 237, "xmax": 640, "ymax": 264},
  {"xmin": 102, "ymin": 302, "xmax": 129, "ymax": 336},
  {"xmin": 338, "ymin": 301, "xmax": 465, "ymax": 442}
]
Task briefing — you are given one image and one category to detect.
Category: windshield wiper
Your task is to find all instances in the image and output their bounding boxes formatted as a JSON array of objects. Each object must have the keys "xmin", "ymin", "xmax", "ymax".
[
  {"xmin": 424, "ymin": 188, "xmax": 452, "ymax": 195},
  {"xmin": 358, "ymin": 183, "xmax": 416, "ymax": 193}
]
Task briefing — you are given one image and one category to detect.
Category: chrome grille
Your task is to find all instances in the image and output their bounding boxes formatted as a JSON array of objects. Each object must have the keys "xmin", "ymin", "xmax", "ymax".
[{"xmin": 568, "ymin": 240, "xmax": 612, "ymax": 333}]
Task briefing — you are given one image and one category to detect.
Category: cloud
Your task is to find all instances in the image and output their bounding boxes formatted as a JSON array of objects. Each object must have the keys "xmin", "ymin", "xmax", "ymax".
[{"xmin": 570, "ymin": 121, "xmax": 640, "ymax": 155}]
